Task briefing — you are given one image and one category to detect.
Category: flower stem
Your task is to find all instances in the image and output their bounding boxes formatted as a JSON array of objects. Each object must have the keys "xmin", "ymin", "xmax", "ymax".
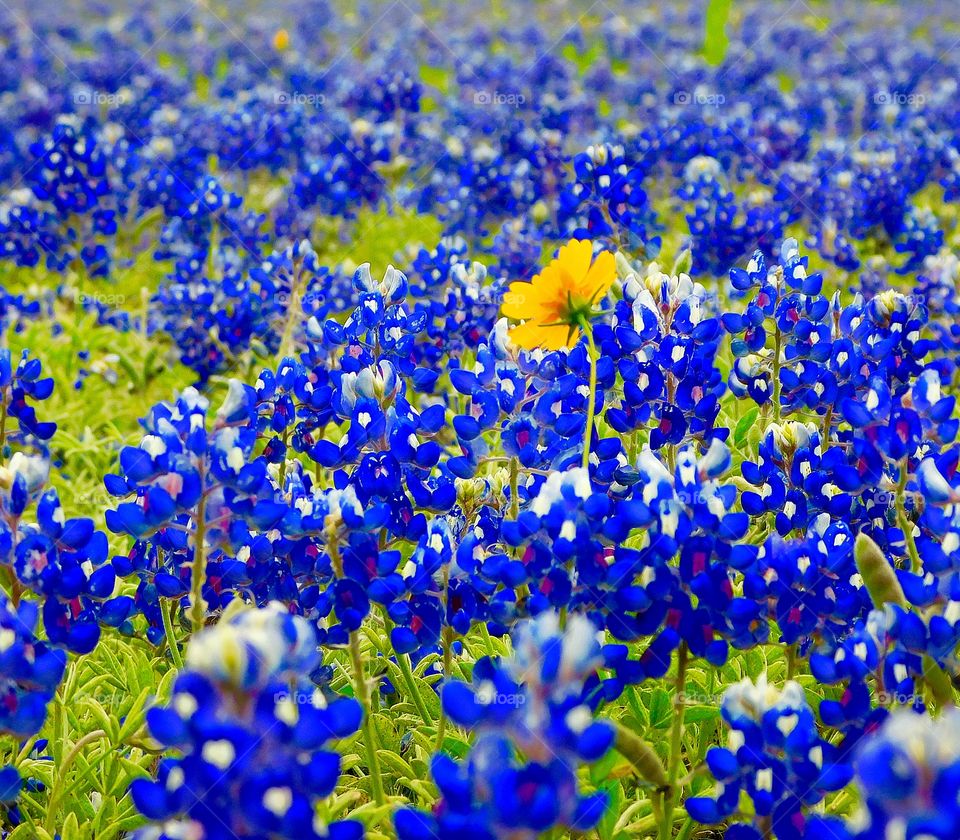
[
  {"xmin": 398, "ymin": 649, "xmax": 433, "ymax": 727},
  {"xmin": 581, "ymin": 320, "xmax": 598, "ymax": 471},
  {"xmin": 348, "ymin": 628, "xmax": 386, "ymax": 807},
  {"xmin": 189, "ymin": 495, "xmax": 208, "ymax": 635},
  {"xmin": 896, "ymin": 459, "xmax": 921, "ymax": 573},
  {"xmin": 480, "ymin": 621, "xmax": 497, "ymax": 658},
  {"xmin": 435, "ymin": 564, "xmax": 454, "ymax": 750},
  {"xmin": 772, "ymin": 325, "xmax": 782, "ymax": 423},
  {"xmin": 821, "ymin": 405, "xmax": 833, "ymax": 450},
  {"xmin": 162, "ymin": 597, "xmax": 184, "ymax": 670},
  {"xmin": 329, "ymin": 529, "xmax": 385, "ymax": 806},
  {"xmin": 278, "ymin": 258, "xmax": 305, "ymax": 360},
  {"xmin": 0, "ymin": 400, "xmax": 7, "ymax": 459},
  {"xmin": 662, "ymin": 642, "xmax": 689, "ymax": 840},
  {"xmin": 381, "ymin": 608, "xmax": 432, "ymax": 727},
  {"xmin": 786, "ymin": 642, "xmax": 798, "ymax": 682},
  {"xmin": 434, "ymin": 625, "xmax": 454, "ymax": 750},
  {"xmin": 45, "ymin": 729, "xmax": 109, "ymax": 834}
]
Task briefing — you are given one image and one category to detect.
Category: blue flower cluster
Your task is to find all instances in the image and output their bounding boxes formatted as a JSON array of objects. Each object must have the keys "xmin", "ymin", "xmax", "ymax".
[
  {"xmin": 396, "ymin": 612, "xmax": 612, "ymax": 838},
  {"xmin": 687, "ymin": 677, "xmax": 852, "ymax": 839},
  {"xmin": 131, "ymin": 603, "xmax": 364, "ymax": 840}
]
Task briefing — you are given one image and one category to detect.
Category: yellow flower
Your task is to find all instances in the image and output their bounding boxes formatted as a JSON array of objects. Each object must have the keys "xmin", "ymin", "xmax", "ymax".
[
  {"xmin": 272, "ymin": 28, "xmax": 290, "ymax": 51},
  {"xmin": 501, "ymin": 239, "xmax": 615, "ymax": 350}
]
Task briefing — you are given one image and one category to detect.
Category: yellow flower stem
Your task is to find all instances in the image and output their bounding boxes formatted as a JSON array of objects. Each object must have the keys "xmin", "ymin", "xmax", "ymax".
[{"xmin": 580, "ymin": 319, "xmax": 598, "ymax": 471}]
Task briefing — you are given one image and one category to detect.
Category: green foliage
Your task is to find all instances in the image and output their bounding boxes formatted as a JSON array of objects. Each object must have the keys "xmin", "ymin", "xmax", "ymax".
[{"xmin": 703, "ymin": 0, "xmax": 732, "ymax": 66}]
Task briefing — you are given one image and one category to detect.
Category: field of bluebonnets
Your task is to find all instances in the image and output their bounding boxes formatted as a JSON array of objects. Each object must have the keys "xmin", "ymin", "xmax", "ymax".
[{"xmin": 5, "ymin": 0, "xmax": 960, "ymax": 837}]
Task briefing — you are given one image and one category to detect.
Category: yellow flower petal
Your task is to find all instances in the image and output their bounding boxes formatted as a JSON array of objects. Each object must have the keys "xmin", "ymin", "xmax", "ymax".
[
  {"xmin": 577, "ymin": 249, "xmax": 616, "ymax": 304},
  {"xmin": 509, "ymin": 321, "xmax": 577, "ymax": 351},
  {"xmin": 500, "ymin": 238, "xmax": 613, "ymax": 349},
  {"xmin": 555, "ymin": 238, "xmax": 593, "ymax": 283}
]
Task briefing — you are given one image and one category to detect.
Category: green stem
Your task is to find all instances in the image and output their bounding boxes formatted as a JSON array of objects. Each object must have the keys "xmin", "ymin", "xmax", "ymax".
[
  {"xmin": 278, "ymin": 258, "xmax": 305, "ymax": 360},
  {"xmin": 896, "ymin": 459, "xmax": 921, "ymax": 573},
  {"xmin": 207, "ymin": 215, "xmax": 220, "ymax": 281},
  {"xmin": 509, "ymin": 455, "xmax": 520, "ymax": 520},
  {"xmin": 581, "ymin": 321, "xmax": 598, "ymax": 471},
  {"xmin": 772, "ymin": 326, "xmax": 782, "ymax": 423},
  {"xmin": 381, "ymin": 608, "xmax": 432, "ymax": 727},
  {"xmin": 434, "ymin": 626, "xmax": 454, "ymax": 750},
  {"xmin": 695, "ymin": 666, "xmax": 719, "ymax": 767},
  {"xmin": 785, "ymin": 643, "xmax": 798, "ymax": 682},
  {"xmin": 162, "ymin": 597, "xmax": 184, "ymax": 670},
  {"xmin": 348, "ymin": 629, "xmax": 386, "ymax": 807},
  {"xmin": 277, "ymin": 429, "xmax": 291, "ymax": 489},
  {"xmin": 0, "ymin": 399, "xmax": 7, "ymax": 459},
  {"xmin": 329, "ymin": 529, "xmax": 385, "ymax": 806},
  {"xmin": 479, "ymin": 621, "xmax": 497, "ymax": 658},
  {"xmin": 662, "ymin": 642, "xmax": 689, "ymax": 840},
  {"xmin": 44, "ymin": 729, "xmax": 109, "ymax": 833},
  {"xmin": 435, "ymin": 565, "xmax": 454, "ymax": 750},
  {"xmin": 189, "ymin": 494, "xmax": 208, "ymax": 635},
  {"xmin": 398, "ymin": 649, "xmax": 433, "ymax": 727},
  {"xmin": 821, "ymin": 405, "xmax": 833, "ymax": 450}
]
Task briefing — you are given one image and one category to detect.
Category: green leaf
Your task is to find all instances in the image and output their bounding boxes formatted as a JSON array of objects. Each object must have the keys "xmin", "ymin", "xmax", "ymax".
[
  {"xmin": 118, "ymin": 686, "xmax": 152, "ymax": 741},
  {"xmin": 683, "ymin": 705, "xmax": 721, "ymax": 724},
  {"xmin": 589, "ymin": 746, "xmax": 620, "ymax": 785},
  {"xmin": 703, "ymin": 0, "xmax": 732, "ymax": 65},
  {"xmin": 734, "ymin": 407, "xmax": 760, "ymax": 449},
  {"xmin": 376, "ymin": 749, "xmax": 415, "ymax": 782},
  {"xmin": 647, "ymin": 687, "xmax": 672, "ymax": 729}
]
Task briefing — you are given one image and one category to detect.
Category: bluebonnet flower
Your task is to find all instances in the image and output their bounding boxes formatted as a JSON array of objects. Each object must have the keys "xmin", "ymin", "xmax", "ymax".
[
  {"xmin": 0, "ymin": 452, "xmax": 132, "ymax": 653},
  {"xmin": 106, "ymin": 383, "xmax": 278, "ymax": 635},
  {"xmin": 739, "ymin": 422, "xmax": 856, "ymax": 536},
  {"xmin": 893, "ymin": 205, "xmax": 942, "ymax": 273},
  {"xmin": 687, "ymin": 676, "xmax": 853, "ymax": 839},
  {"xmin": 746, "ymin": 514, "xmax": 870, "ymax": 649},
  {"xmin": 0, "ymin": 189, "xmax": 66, "ymax": 271},
  {"xmin": 0, "ymin": 764, "xmax": 22, "ymax": 826},
  {"xmin": 607, "ymin": 441, "xmax": 763, "ymax": 663},
  {"xmin": 130, "ymin": 603, "xmax": 363, "ymax": 840},
  {"xmin": 0, "ymin": 592, "xmax": 66, "ymax": 738},
  {"xmin": 0, "ymin": 349, "xmax": 57, "ymax": 448},
  {"xmin": 26, "ymin": 116, "xmax": 119, "ymax": 276},
  {"xmin": 395, "ymin": 612, "xmax": 611, "ymax": 838},
  {"xmin": 723, "ymin": 240, "xmax": 832, "ymax": 418},
  {"xmin": 558, "ymin": 143, "xmax": 661, "ymax": 256},
  {"xmin": 846, "ymin": 708, "xmax": 960, "ymax": 839},
  {"xmin": 678, "ymin": 157, "xmax": 782, "ymax": 276},
  {"xmin": 810, "ymin": 606, "xmax": 925, "ymax": 741},
  {"xmin": 608, "ymin": 260, "xmax": 726, "ymax": 449}
]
